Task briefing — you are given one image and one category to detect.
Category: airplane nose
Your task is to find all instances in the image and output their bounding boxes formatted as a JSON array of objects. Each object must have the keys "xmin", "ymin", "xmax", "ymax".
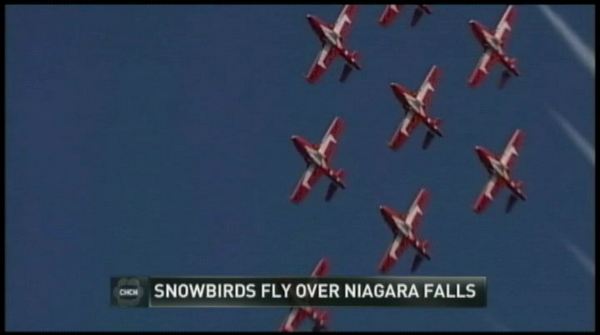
[
  {"xmin": 468, "ymin": 19, "xmax": 476, "ymax": 25},
  {"xmin": 475, "ymin": 146, "xmax": 487, "ymax": 158}
]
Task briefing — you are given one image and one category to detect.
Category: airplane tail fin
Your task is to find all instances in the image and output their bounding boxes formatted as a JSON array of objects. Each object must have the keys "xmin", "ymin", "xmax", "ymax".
[
  {"xmin": 325, "ymin": 169, "xmax": 346, "ymax": 202},
  {"xmin": 422, "ymin": 131, "xmax": 435, "ymax": 150},
  {"xmin": 499, "ymin": 70, "xmax": 511, "ymax": 89},
  {"xmin": 411, "ymin": 240, "xmax": 430, "ymax": 273},
  {"xmin": 340, "ymin": 64, "xmax": 353, "ymax": 82},
  {"xmin": 431, "ymin": 118, "xmax": 442, "ymax": 133},
  {"xmin": 411, "ymin": 7, "xmax": 425, "ymax": 27},
  {"xmin": 411, "ymin": 254, "xmax": 424, "ymax": 273},
  {"xmin": 507, "ymin": 57, "xmax": 519, "ymax": 74},
  {"xmin": 423, "ymin": 119, "xmax": 442, "ymax": 149},
  {"xmin": 506, "ymin": 194, "xmax": 518, "ymax": 213},
  {"xmin": 340, "ymin": 51, "xmax": 360, "ymax": 82},
  {"xmin": 350, "ymin": 51, "xmax": 361, "ymax": 68},
  {"xmin": 499, "ymin": 57, "xmax": 519, "ymax": 89},
  {"xmin": 509, "ymin": 180, "xmax": 526, "ymax": 200},
  {"xmin": 331, "ymin": 169, "xmax": 345, "ymax": 187},
  {"xmin": 508, "ymin": 57, "xmax": 519, "ymax": 73},
  {"xmin": 311, "ymin": 310, "xmax": 329, "ymax": 332},
  {"xmin": 421, "ymin": 240, "xmax": 431, "ymax": 257}
]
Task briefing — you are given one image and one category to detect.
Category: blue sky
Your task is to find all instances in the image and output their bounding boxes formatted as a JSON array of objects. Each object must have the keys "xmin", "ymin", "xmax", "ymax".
[{"xmin": 6, "ymin": 4, "xmax": 594, "ymax": 331}]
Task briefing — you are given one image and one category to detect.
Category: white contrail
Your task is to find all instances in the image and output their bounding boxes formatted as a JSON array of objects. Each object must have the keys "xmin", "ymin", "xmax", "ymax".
[
  {"xmin": 563, "ymin": 239, "xmax": 595, "ymax": 277},
  {"xmin": 537, "ymin": 5, "xmax": 595, "ymax": 76},
  {"xmin": 549, "ymin": 109, "xmax": 595, "ymax": 166}
]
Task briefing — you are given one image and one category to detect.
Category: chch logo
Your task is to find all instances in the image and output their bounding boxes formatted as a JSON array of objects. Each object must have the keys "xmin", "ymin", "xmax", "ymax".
[{"xmin": 112, "ymin": 277, "xmax": 145, "ymax": 307}]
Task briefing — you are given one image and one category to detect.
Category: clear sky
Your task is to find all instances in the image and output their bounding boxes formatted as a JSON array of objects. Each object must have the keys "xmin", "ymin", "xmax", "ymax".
[{"xmin": 6, "ymin": 4, "xmax": 595, "ymax": 331}]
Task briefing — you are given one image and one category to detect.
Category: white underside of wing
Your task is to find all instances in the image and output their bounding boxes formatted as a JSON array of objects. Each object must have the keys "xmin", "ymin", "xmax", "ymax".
[
  {"xmin": 484, "ymin": 175, "xmax": 499, "ymax": 199},
  {"xmin": 316, "ymin": 44, "xmax": 333, "ymax": 69},
  {"xmin": 301, "ymin": 165, "xmax": 317, "ymax": 189},
  {"xmin": 284, "ymin": 308, "xmax": 299, "ymax": 330},
  {"xmin": 333, "ymin": 7, "xmax": 352, "ymax": 34},
  {"xmin": 389, "ymin": 235, "xmax": 404, "ymax": 259},
  {"xmin": 399, "ymin": 112, "xmax": 416, "ymax": 136},
  {"xmin": 477, "ymin": 50, "xmax": 493, "ymax": 73}
]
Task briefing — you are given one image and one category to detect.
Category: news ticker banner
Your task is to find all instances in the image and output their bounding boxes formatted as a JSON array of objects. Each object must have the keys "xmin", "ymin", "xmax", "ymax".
[{"xmin": 111, "ymin": 276, "xmax": 486, "ymax": 308}]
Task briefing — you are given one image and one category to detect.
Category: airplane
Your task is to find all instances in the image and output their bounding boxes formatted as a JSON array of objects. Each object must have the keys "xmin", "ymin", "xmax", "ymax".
[
  {"xmin": 290, "ymin": 117, "xmax": 346, "ymax": 204},
  {"xmin": 279, "ymin": 258, "xmax": 330, "ymax": 332},
  {"xmin": 378, "ymin": 188, "xmax": 432, "ymax": 274},
  {"xmin": 387, "ymin": 65, "xmax": 443, "ymax": 150},
  {"xmin": 379, "ymin": 5, "xmax": 432, "ymax": 27},
  {"xmin": 468, "ymin": 5, "xmax": 520, "ymax": 88},
  {"xmin": 305, "ymin": 5, "xmax": 361, "ymax": 83},
  {"xmin": 473, "ymin": 129, "xmax": 526, "ymax": 214}
]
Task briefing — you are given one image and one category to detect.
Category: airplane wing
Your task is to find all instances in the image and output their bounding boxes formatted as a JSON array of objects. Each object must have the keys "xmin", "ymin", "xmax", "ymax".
[
  {"xmin": 379, "ymin": 5, "xmax": 402, "ymax": 27},
  {"xmin": 280, "ymin": 308, "xmax": 308, "ymax": 332},
  {"xmin": 405, "ymin": 188, "xmax": 429, "ymax": 231},
  {"xmin": 416, "ymin": 65, "xmax": 441, "ymax": 111},
  {"xmin": 311, "ymin": 258, "xmax": 330, "ymax": 278},
  {"xmin": 388, "ymin": 112, "xmax": 420, "ymax": 150},
  {"xmin": 468, "ymin": 49, "xmax": 498, "ymax": 87},
  {"xmin": 306, "ymin": 44, "xmax": 339, "ymax": 84},
  {"xmin": 379, "ymin": 235, "xmax": 411, "ymax": 273},
  {"xmin": 333, "ymin": 5, "xmax": 358, "ymax": 38},
  {"xmin": 318, "ymin": 116, "xmax": 344, "ymax": 161},
  {"xmin": 494, "ymin": 5, "xmax": 516, "ymax": 46},
  {"xmin": 473, "ymin": 175, "xmax": 505, "ymax": 213},
  {"xmin": 499, "ymin": 129, "xmax": 524, "ymax": 170},
  {"xmin": 290, "ymin": 165, "xmax": 324, "ymax": 204}
]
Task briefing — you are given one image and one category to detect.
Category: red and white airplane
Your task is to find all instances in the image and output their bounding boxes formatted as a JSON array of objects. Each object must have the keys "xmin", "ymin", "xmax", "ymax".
[
  {"xmin": 468, "ymin": 5, "xmax": 520, "ymax": 88},
  {"xmin": 473, "ymin": 129, "xmax": 527, "ymax": 214},
  {"xmin": 379, "ymin": 5, "xmax": 432, "ymax": 27},
  {"xmin": 387, "ymin": 65, "xmax": 443, "ymax": 150},
  {"xmin": 279, "ymin": 258, "xmax": 330, "ymax": 332},
  {"xmin": 378, "ymin": 188, "xmax": 431, "ymax": 274},
  {"xmin": 290, "ymin": 117, "xmax": 346, "ymax": 204},
  {"xmin": 305, "ymin": 5, "xmax": 361, "ymax": 83}
]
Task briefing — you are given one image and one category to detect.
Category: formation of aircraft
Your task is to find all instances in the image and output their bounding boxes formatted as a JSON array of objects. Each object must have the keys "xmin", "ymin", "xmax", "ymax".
[
  {"xmin": 282, "ymin": 5, "xmax": 527, "ymax": 331},
  {"xmin": 279, "ymin": 258, "xmax": 330, "ymax": 332},
  {"xmin": 379, "ymin": 5, "xmax": 432, "ymax": 27},
  {"xmin": 387, "ymin": 65, "xmax": 443, "ymax": 150},
  {"xmin": 305, "ymin": 5, "xmax": 361, "ymax": 84},
  {"xmin": 473, "ymin": 129, "xmax": 527, "ymax": 214},
  {"xmin": 290, "ymin": 117, "xmax": 346, "ymax": 204},
  {"xmin": 378, "ymin": 188, "xmax": 432, "ymax": 274},
  {"xmin": 468, "ymin": 5, "xmax": 520, "ymax": 88}
]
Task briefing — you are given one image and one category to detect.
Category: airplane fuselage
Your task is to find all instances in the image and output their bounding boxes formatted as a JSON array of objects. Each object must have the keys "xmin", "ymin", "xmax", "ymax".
[
  {"xmin": 292, "ymin": 135, "xmax": 328, "ymax": 169},
  {"xmin": 469, "ymin": 20, "xmax": 519, "ymax": 77},
  {"xmin": 475, "ymin": 146, "xmax": 525, "ymax": 200},
  {"xmin": 404, "ymin": 93, "xmax": 425, "ymax": 117},
  {"xmin": 291, "ymin": 135, "xmax": 345, "ymax": 188},
  {"xmin": 307, "ymin": 15, "xmax": 360, "ymax": 70},
  {"xmin": 391, "ymin": 83, "xmax": 442, "ymax": 137},
  {"xmin": 379, "ymin": 206, "xmax": 430, "ymax": 259},
  {"xmin": 476, "ymin": 146, "xmax": 509, "ymax": 180},
  {"xmin": 393, "ymin": 215, "xmax": 415, "ymax": 241}
]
